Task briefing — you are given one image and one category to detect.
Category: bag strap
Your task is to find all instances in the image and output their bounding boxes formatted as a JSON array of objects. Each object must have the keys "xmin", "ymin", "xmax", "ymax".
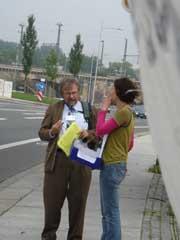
[{"xmin": 81, "ymin": 101, "xmax": 92, "ymax": 129}]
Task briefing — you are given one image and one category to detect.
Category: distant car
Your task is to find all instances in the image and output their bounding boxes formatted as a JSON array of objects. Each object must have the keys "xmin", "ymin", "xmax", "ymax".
[
  {"xmin": 16, "ymin": 85, "xmax": 24, "ymax": 91},
  {"xmin": 138, "ymin": 112, "xmax": 147, "ymax": 119},
  {"xmin": 132, "ymin": 110, "xmax": 140, "ymax": 118},
  {"xmin": 132, "ymin": 105, "xmax": 147, "ymax": 119}
]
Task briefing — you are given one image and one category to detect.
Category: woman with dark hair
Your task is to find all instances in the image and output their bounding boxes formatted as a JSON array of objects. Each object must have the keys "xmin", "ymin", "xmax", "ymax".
[{"xmin": 96, "ymin": 77, "xmax": 139, "ymax": 240}]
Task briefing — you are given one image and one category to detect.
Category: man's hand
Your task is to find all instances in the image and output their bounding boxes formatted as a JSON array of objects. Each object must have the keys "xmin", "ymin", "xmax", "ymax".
[
  {"xmin": 79, "ymin": 130, "xmax": 97, "ymax": 144},
  {"xmin": 79, "ymin": 130, "xmax": 89, "ymax": 139},
  {"xmin": 50, "ymin": 120, "xmax": 63, "ymax": 135}
]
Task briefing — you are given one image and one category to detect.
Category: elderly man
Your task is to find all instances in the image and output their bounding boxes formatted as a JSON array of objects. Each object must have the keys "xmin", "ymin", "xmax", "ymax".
[{"xmin": 39, "ymin": 78, "xmax": 97, "ymax": 240}]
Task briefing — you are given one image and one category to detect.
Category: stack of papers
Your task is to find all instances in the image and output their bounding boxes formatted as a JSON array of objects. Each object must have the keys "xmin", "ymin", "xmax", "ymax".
[
  {"xmin": 73, "ymin": 140, "xmax": 101, "ymax": 164},
  {"xmin": 57, "ymin": 122, "xmax": 81, "ymax": 156}
]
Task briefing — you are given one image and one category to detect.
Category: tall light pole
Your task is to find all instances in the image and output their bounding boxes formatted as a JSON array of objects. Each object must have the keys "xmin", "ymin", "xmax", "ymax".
[
  {"xmin": 91, "ymin": 26, "xmax": 123, "ymax": 105},
  {"xmin": 19, "ymin": 23, "xmax": 24, "ymax": 63},
  {"xmin": 99, "ymin": 40, "xmax": 104, "ymax": 73},
  {"xmin": 88, "ymin": 55, "xmax": 95, "ymax": 102},
  {"xmin": 91, "ymin": 24, "xmax": 103, "ymax": 105},
  {"xmin": 14, "ymin": 23, "xmax": 24, "ymax": 90},
  {"xmin": 56, "ymin": 22, "xmax": 63, "ymax": 64}
]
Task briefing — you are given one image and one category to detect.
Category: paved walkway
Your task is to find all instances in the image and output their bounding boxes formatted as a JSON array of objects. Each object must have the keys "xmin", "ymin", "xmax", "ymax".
[{"xmin": 0, "ymin": 134, "xmax": 179, "ymax": 240}]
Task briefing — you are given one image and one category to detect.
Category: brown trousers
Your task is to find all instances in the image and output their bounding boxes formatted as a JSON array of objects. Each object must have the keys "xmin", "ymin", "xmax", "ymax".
[{"xmin": 41, "ymin": 150, "xmax": 92, "ymax": 240}]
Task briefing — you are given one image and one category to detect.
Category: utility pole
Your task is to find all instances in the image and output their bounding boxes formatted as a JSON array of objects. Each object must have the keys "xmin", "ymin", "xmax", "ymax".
[
  {"xmin": 99, "ymin": 40, "xmax": 104, "ymax": 72},
  {"xmin": 56, "ymin": 22, "xmax": 63, "ymax": 64},
  {"xmin": 121, "ymin": 38, "xmax": 128, "ymax": 76}
]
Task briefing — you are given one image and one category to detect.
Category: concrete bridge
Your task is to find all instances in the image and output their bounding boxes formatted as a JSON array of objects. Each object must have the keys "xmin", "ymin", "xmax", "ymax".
[
  {"xmin": 0, "ymin": 63, "xmax": 141, "ymax": 103},
  {"xmin": 0, "ymin": 63, "xmax": 115, "ymax": 82}
]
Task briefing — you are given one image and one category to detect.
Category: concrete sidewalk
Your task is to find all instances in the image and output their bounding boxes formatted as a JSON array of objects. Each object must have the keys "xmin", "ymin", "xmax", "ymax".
[{"xmin": 0, "ymin": 134, "xmax": 172, "ymax": 240}]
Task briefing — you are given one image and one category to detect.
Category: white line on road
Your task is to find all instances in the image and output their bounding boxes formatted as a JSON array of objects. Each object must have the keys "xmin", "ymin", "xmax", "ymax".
[
  {"xmin": 0, "ymin": 118, "xmax": 7, "ymax": 120},
  {"xmin": 23, "ymin": 112, "xmax": 44, "ymax": 115},
  {"xmin": 0, "ymin": 138, "xmax": 41, "ymax": 150},
  {"xmin": 135, "ymin": 126, "xmax": 149, "ymax": 129},
  {"xmin": 24, "ymin": 117, "xmax": 43, "ymax": 120},
  {"xmin": 0, "ymin": 108, "xmax": 43, "ymax": 112}
]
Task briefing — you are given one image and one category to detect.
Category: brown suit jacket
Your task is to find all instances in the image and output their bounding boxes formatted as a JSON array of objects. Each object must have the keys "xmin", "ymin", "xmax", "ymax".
[{"xmin": 39, "ymin": 100, "xmax": 97, "ymax": 172}]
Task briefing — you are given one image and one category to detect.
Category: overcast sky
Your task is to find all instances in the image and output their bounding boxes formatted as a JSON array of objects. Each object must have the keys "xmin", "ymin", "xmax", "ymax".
[{"xmin": 0, "ymin": 0, "xmax": 138, "ymax": 65}]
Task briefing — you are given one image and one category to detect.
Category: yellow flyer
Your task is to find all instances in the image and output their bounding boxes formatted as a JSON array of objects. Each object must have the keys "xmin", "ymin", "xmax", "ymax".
[{"xmin": 57, "ymin": 122, "xmax": 81, "ymax": 156}]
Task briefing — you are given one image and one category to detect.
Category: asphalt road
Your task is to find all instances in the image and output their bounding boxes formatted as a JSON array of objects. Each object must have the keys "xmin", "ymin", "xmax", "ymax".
[
  {"xmin": 0, "ymin": 99, "xmax": 47, "ymax": 182},
  {"xmin": 0, "ymin": 99, "xmax": 149, "ymax": 182},
  {"xmin": 134, "ymin": 117, "xmax": 149, "ymax": 134}
]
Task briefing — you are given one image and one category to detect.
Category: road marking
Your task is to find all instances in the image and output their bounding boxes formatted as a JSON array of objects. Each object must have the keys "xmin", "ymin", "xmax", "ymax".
[
  {"xmin": 0, "ymin": 138, "xmax": 41, "ymax": 150},
  {"xmin": 135, "ymin": 126, "xmax": 149, "ymax": 129},
  {"xmin": 36, "ymin": 141, "xmax": 48, "ymax": 146},
  {"xmin": 0, "ymin": 108, "xmax": 41, "ymax": 112},
  {"xmin": 0, "ymin": 118, "xmax": 7, "ymax": 120},
  {"xmin": 23, "ymin": 112, "xmax": 44, "ymax": 115},
  {"xmin": 24, "ymin": 117, "xmax": 43, "ymax": 120}
]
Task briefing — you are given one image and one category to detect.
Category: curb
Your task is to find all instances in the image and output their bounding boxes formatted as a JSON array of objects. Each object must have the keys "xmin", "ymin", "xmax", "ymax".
[
  {"xmin": 140, "ymin": 173, "xmax": 180, "ymax": 239},
  {"xmin": 0, "ymin": 97, "xmax": 48, "ymax": 106}
]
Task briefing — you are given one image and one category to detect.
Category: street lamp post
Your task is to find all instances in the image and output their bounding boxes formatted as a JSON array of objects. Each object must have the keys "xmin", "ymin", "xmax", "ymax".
[
  {"xmin": 19, "ymin": 23, "xmax": 24, "ymax": 63},
  {"xmin": 91, "ymin": 24, "xmax": 103, "ymax": 105},
  {"xmin": 87, "ymin": 55, "xmax": 95, "ymax": 102},
  {"xmin": 14, "ymin": 23, "xmax": 24, "ymax": 90},
  {"xmin": 99, "ymin": 40, "xmax": 104, "ymax": 73},
  {"xmin": 91, "ymin": 27, "xmax": 123, "ymax": 105}
]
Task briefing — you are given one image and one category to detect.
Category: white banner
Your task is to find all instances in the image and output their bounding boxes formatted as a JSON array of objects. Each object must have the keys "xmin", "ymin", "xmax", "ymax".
[
  {"xmin": 3, "ymin": 81, "xmax": 12, "ymax": 98},
  {"xmin": 0, "ymin": 79, "xmax": 12, "ymax": 98},
  {"xmin": 128, "ymin": 0, "xmax": 180, "ymax": 224}
]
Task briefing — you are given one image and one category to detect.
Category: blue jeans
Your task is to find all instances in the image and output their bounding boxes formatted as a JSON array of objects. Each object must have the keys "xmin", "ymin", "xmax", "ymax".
[{"xmin": 100, "ymin": 162, "xmax": 127, "ymax": 240}]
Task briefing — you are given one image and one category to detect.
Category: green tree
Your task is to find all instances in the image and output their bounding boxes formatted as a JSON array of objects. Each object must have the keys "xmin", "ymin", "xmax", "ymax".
[
  {"xmin": 68, "ymin": 34, "xmax": 83, "ymax": 76},
  {"xmin": 21, "ymin": 15, "xmax": 38, "ymax": 92},
  {"xmin": 33, "ymin": 43, "xmax": 66, "ymax": 68},
  {"xmin": 44, "ymin": 49, "xmax": 58, "ymax": 97},
  {"xmin": 80, "ymin": 55, "xmax": 97, "ymax": 74},
  {"xmin": 108, "ymin": 61, "xmax": 136, "ymax": 78}
]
